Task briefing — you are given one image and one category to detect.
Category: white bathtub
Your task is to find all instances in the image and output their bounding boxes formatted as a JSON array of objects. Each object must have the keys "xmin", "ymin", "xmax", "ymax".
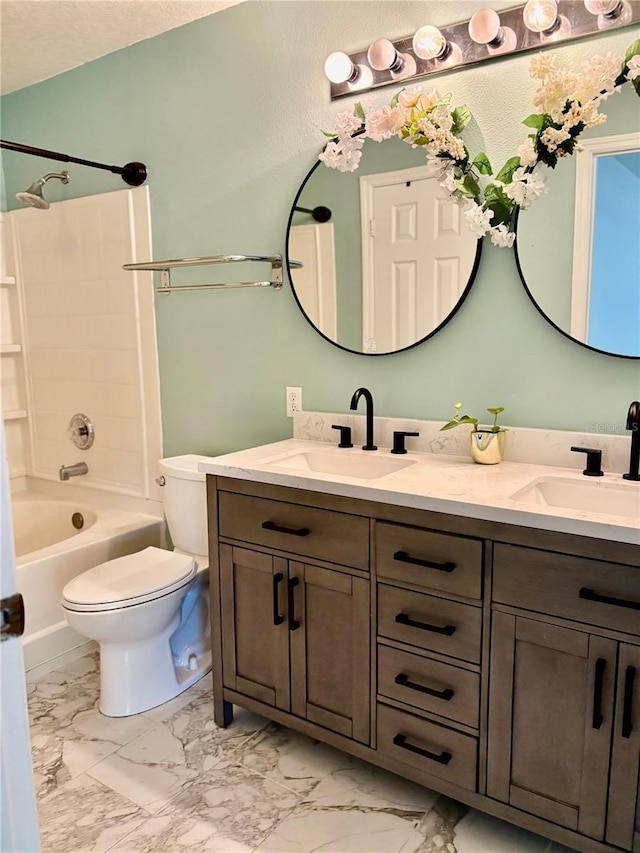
[{"xmin": 12, "ymin": 491, "xmax": 164, "ymax": 673}]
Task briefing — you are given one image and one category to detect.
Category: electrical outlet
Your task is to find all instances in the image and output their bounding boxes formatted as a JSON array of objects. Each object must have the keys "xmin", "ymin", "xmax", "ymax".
[{"xmin": 286, "ymin": 386, "xmax": 302, "ymax": 417}]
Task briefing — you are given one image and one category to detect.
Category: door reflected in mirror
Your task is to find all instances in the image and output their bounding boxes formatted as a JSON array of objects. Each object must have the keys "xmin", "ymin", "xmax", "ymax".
[
  {"xmin": 515, "ymin": 85, "xmax": 640, "ymax": 359},
  {"xmin": 287, "ymin": 136, "xmax": 481, "ymax": 356}
]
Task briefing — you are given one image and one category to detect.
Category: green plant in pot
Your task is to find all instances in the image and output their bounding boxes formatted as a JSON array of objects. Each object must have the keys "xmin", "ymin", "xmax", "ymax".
[{"xmin": 441, "ymin": 403, "xmax": 507, "ymax": 465}]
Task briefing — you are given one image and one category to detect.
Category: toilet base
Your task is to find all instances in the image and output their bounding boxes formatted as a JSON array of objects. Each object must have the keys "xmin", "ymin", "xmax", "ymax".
[{"xmin": 98, "ymin": 637, "xmax": 212, "ymax": 717}]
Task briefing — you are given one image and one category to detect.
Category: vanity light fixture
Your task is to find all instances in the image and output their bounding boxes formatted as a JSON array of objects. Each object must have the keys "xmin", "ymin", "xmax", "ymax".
[
  {"xmin": 367, "ymin": 39, "xmax": 416, "ymax": 80},
  {"xmin": 468, "ymin": 9, "xmax": 517, "ymax": 55},
  {"xmin": 412, "ymin": 25, "xmax": 462, "ymax": 66},
  {"xmin": 522, "ymin": 0, "xmax": 572, "ymax": 39},
  {"xmin": 324, "ymin": 1, "xmax": 639, "ymax": 99}
]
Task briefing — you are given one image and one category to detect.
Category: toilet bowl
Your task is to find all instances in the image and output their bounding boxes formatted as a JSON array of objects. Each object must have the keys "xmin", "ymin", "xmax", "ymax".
[{"xmin": 61, "ymin": 455, "xmax": 214, "ymax": 717}]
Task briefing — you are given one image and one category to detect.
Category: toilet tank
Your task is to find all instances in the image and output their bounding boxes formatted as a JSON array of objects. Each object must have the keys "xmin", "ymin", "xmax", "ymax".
[{"xmin": 158, "ymin": 455, "xmax": 213, "ymax": 557}]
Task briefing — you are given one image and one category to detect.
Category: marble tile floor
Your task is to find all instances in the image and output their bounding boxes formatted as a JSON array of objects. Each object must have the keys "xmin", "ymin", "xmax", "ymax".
[{"xmin": 27, "ymin": 652, "xmax": 579, "ymax": 853}]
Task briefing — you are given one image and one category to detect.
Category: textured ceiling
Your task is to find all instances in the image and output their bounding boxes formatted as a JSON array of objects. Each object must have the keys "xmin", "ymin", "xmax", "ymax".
[{"xmin": 0, "ymin": 0, "xmax": 245, "ymax": 95}]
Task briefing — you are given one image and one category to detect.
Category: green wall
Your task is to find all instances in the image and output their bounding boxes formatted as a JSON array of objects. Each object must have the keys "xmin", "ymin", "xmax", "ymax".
[{"xmin": 1, "ymin": 1, "xmax": 639, "ymax": 456}]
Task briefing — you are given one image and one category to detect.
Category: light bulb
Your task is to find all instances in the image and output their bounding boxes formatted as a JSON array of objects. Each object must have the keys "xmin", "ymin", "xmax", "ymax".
[
  {"xmin": 583, "ymin": 0, "xmax": 622, "ymax": 13},
  {"xmin": 412, "ymin": 25, "xmax": 447, "ymax": 60},
  {"xmin": 324, "ymin": 52, "xmax": 357, "ymax": 84},
  {"xmin": 367, "ymin": 39, "xmax": 417, "ymax": 79},
  {"xmin": 523, "ymin": 0, "xmax": 558, "ymax": 32},
  {"xmin": 468, "ymin": 9, "xmax": 517, "ymax": 55}
]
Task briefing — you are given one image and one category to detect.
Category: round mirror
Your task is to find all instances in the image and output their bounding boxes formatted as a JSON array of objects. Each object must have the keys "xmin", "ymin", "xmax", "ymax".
[
  {"xmin": 286, "ymin": 135, "xmax": 482, "ymax": 355},
  {"xmin": 514, "ymin": 84, "xmax": 640, "ymax": 359}
]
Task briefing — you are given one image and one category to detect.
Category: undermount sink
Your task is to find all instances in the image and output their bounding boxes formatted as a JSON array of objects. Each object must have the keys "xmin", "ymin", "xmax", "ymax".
[
  {"xmin": 510, "ymin": 476, "xmax": 640, "ymax": 519},
  {"xmin": 266, "ymin": 450, "xmax": 416, "ymax": 480}
]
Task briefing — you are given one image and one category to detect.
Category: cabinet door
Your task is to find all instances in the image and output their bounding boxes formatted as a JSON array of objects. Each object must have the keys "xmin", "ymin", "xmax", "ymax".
[
  {"xmin": 607, "ymin": 642, "xmax": 640, "ymax": 852},
  {"xmin": 220, "ymin": 544, "xmax": 290, "ymax": 711},
  {"xmin": 290, "ymin": 562, "xmax": 370, "ymax": 744},
  {"xmin": 487, "ymin": 612, "xmax": 615, "ymax": 839}
]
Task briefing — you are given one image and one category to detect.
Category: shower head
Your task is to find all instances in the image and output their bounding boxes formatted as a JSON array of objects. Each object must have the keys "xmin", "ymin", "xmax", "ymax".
[{"xmin": 16, "ymin": 170, "xmax": 70, "ymax": 209}]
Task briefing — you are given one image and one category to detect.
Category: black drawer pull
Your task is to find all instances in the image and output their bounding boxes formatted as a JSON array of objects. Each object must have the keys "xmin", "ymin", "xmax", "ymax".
[
  {"xmin": 272, "ymin": 572, "xmax": 284, "ymax": 626},
  {"xmin": 288, "ymin": 577, "xmax": 300, "ymax": 631},
  {"xmin": 622, "ymin": 665, "xmax": 636, "ymax": 739},
  {"xmin": 393, "ymin": 551, "xmax": 456, "ymax": 573},
  {"xmin": 393, "ymin": 733, "xmax": 452, "ymax": 765},
  {"xmin": 262, "ymin": 520, "xmax": 310, "ymax": 537},
  {"xmin": 395, "ymin": 612, "xmax": 456, "ymax": 636},
  {"xmin": 579, "ymin": 587, "xmax": 640, "ymax": 611},
  {"xmin": 394, "ymin": 672, "xmax": 454, "ymax": 701},
  {"xmin": 593, "ymin": 657, "xmax": 606, "ymax": 730}
]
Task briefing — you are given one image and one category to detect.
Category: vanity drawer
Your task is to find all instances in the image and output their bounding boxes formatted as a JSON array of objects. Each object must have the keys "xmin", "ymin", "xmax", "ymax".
[
  {"xmin": 218, "ymin": 491, "xmax": 369, "ymax": 570},
  {"xmin": 377, "ymin": 702, "xmax": 477, "ymax": 792},
  {"xmin": 378, "ymin": 644, "xmax": 479, "ymax": 728},
  {"xmin": 376, "ymin": 522, "xmax": 482, "ymax": 599},
  {"xmin": 378, "ymin": 584, "xmax": 482, "ymax": 663},
  {"xmin": 493, "ymin": 544, "xmax": 640, "ymax": 636}
]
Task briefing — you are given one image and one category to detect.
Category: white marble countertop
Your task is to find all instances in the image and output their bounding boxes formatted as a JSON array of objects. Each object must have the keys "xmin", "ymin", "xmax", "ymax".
[{"xmin": 199, "ymin": 438, "xmax": 640, "ymax": 546}]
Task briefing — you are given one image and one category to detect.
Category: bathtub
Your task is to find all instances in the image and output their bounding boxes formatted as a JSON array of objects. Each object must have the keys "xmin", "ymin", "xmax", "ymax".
[{"xmin": 12, "ymin": 491, "xmax": 164, "ymax": 674}]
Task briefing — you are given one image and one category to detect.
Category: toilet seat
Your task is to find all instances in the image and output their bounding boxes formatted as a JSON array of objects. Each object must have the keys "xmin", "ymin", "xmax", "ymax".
[{"xmin": 62, "ymin": 547, "xmax": 195, "ymax": 612}]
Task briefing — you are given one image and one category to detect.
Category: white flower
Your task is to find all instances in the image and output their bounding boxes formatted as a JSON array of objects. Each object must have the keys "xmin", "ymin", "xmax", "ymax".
[
  {"xmin": 439, "ymin": 168, "xmax": 458, "ymax": 194},
  {"xmin": 318, "ymin": 136, "xmax": 364, "ymax": 172},
  {"xmin": 489, "ymin": 224, "xmax": 515, "ymax": 248},
  {"xmin": 333, "ymin": 111, "xmax": 362, "ymax": 137},
  {"xmin": 504, "ymin": 167, "xmax": 547, "ymax": 209},
  {"xmin": 463, "ymin": 201, "xmax": 493, "ymax": 237},
  {"xmin": 517, "ymin": 137, "xmax": 537, "ymax": 168},
  {"xmin": 364, "ymin": 107, "xmax": 393, "ymax": 142},
  {"xmin": 627, "ymin": 55, "xmax": 640, "ymax": 82},
  {"xmin": 540, "ymin": 126, "xmax": 571, "ymax": 153}
]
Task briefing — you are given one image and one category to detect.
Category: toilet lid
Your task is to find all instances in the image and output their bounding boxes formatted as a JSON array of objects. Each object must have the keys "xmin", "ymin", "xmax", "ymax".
[{"xmin": 62, "ymin": 546, "xmax": 195, "ymax": 610}]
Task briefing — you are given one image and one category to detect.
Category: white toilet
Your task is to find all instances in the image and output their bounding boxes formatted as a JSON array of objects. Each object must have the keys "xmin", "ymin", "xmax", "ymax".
[{"xmin": 62, "ymin": 455, "xmax": 213, "ymax": 717}]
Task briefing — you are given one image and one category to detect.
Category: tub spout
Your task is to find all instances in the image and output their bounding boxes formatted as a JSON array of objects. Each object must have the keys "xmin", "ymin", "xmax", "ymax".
[{"xmin": 59, "ymin": 462, "xmax": 88, "ymax": 481}]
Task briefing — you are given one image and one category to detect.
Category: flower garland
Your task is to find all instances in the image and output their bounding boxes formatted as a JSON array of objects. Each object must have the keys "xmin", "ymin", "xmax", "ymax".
[{"xmin": 320, "ymin": 40, "xmax": 640, "ymax": 248}]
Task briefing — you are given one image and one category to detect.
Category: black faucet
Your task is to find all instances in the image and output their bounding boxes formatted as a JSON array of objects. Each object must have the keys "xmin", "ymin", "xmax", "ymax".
[
  {"xmin": 623, "ymin": 400, "xmax": 640, "ymax": 481},
  {"xmin": 350, "ymin": 387, "xmax": 377, "ymax": 451}
]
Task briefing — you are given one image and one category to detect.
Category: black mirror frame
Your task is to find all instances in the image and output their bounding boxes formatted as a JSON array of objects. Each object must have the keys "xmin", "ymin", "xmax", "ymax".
[
  {"xmin": 285, "ymin": 153, "xmax": 483, "ymax": 357},
  {"xmin": 513, "ymin": 207, "xmax": 640, "ymax": 361}
]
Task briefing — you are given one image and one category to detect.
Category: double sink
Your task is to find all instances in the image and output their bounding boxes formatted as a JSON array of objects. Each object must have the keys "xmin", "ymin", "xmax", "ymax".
[{"xmin": 263, "ymin": 446, "xmax": 639, "ymax": 521}]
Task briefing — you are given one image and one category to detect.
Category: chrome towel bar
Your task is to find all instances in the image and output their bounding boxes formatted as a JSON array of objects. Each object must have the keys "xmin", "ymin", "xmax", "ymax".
[{"xmin": 123, "ymin": 253, "xmax": 300, "ymax": 294}]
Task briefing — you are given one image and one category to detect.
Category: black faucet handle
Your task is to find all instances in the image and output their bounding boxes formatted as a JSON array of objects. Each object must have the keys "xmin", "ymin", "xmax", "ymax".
[
  {"xmin": 571, "ymin": 446, "xmax": 604, "ymax": 477},
  {"xmin": 331, "ymin": 424, "xmax": 353, "ymax": 448},
  {"xmin": 391, "ymin": 431, "xmax": 420, "ymax": 455}
]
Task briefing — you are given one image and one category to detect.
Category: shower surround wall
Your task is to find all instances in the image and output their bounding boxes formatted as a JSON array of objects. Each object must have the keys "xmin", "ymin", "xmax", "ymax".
[{"xmin": 4, "ymin": 187, "xmax": 162, "ymax": 498}]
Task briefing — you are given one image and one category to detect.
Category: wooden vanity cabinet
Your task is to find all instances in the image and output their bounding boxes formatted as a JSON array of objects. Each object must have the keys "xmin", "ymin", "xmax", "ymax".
[
  {"xmin": 489, "ymin": 543, "xmax": 640, "ymax": 852},
  {"xmin": 208, "ymin": 475, "xmax": 640, "ymax": 853},
  {"xmin": 216, "ymin": 487, "xmax": 371, "ymax": 743}
]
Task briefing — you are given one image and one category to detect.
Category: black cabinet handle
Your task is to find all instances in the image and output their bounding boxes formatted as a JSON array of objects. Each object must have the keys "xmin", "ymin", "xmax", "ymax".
[
  {"xmin": 393, "ymin": 550, "xmax": 456, "ymax": 573},
  {"xmin": 578, "ymin": 586, "xmax": 640, "ymax": 610},
  {"xmin": 288, "ymin": 577, "xmax": 300, "ymax": 631},
  {"xmin": 579, "ymin": 587, "xmax": 640, "ymax": 611},
  {"xmin": 395, "ymin": 612, "xmax": 456, "ymax": 636},
  {"xmin": 394, "ymin": 672, "xmax": 454, "ymax": 701},
  {"xmin": 622, "ymin": 665, "xmax": 636, "ymax": 739},
  {"xmin": 593, "ymin": 657, "xmax": 606, "ymax": 730},
  {"xmin": 272, "ymin": 572, "xmax": 284, "ymax": 626},
  {"xmin": 393, "ymin": 733, "xmax": 452, "ymax": 765},
  {"xmin": 262, "ymin": 520, "xmax": 310, "ymax": 537}
]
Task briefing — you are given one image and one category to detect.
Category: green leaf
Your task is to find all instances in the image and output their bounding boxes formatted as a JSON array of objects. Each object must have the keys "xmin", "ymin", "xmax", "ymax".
[
  {"xmin": 353, "ymin": 102, "xmax": 365, "ymax": 122},
  {"xmin": 451, "ymin": 105, "xmax": 472, "ymax": 135},
  {"xmin": 440, "ymin": 416, "xmax": 478, "ymax": 431},
  {"xmin": 487, "ymin": 407, "xmax": 505, "ymax": 416},
  {"xmin": 455, "ymin": 173, "xmax": 481, "ymax": 200},
  {"xmin": 495, "ymin": 156, "xmax": 521, "ymax": 185},
  {"xmin": 483, "ymin": 184, "xmax": 513, "ymax": 227},
  {"xmin": 523, "ymin": 113, "xmax": 546, "ymax": 130},
  {"xmin": 321, "ymin": 129, "xmax": 338, "ymax": 138},
  {"xmin": 472, "ymin": 152, "xmax": 493, "ymax": 176},
  {"xmin": 390, "ymin": 92, "xmax": 400, "ymax": 108},
  {"xmin": 624, "ymin": 39, "xmax": 640, "ymax": 66}
]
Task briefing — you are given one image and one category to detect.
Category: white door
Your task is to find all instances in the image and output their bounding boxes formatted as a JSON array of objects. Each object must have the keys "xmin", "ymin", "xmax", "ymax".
[
  {"xmin": 0, "ymin": 418, "xmax": 40, "ymax": 852},
  {"xmin": 289, "ymin": 223, "xmax": 337, "ymax": 340},
  {"xmin": 361, "ymin": 167, "xmax": 477, "ymax": 352}
]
